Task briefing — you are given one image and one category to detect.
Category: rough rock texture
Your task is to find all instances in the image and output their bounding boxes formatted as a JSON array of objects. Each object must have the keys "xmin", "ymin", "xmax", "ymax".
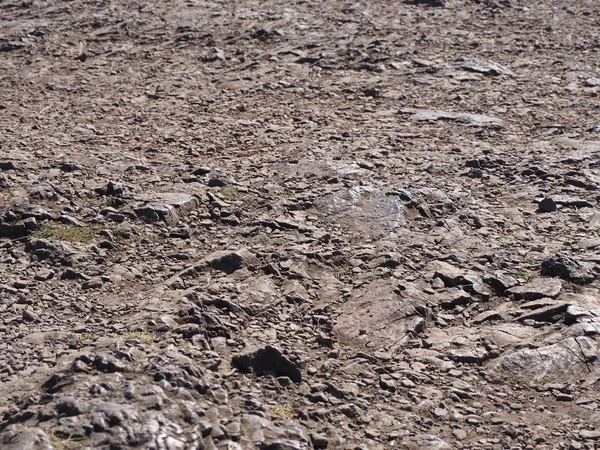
[{"xmin": 2, "ymin": 0, "xmax": 600, "ymax": 449}]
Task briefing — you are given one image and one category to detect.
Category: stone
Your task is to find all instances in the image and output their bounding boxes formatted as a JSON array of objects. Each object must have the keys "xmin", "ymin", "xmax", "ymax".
[
  {"xmin": 506, "ymin": 277, "xmax": 562, "ymax": 300},
  {"xmin": 205, "ymin": 249, "xmax": 259, "ymax": 274},
  {"xmin": 401, "ymin": 434, "xmax": 452, "ymax": 450},
  {"xmin": 488, "ymin": 336, "xmax": 599, "ymax": 383},
  {"xmin": 232, "ymin": 345, "xmax": 302, "ymax": 383},
  {"xmin": 0, "ymin": 428, "xmax": 53, "ymax": 450},
  {"xmin": 135, "ymin": 193, "xmax": 200, "ymax": 225},
  {"xmin": 482, "ymin": 272, "xmax": 519, "ymax": 292},
  {"xmin": 541, "ymin": 254, "xmax": 596, "ymax": 284},
  {"xmin": 538, "ymin": 197, "xmax": 557, "ymax": 212},
  {"xmin": 399, "ymin": 108, "xmax": 504, "ymax": 128},
  {"xmin": 333, "ymin": 280, "xmax": 428, "ymax": 350}
]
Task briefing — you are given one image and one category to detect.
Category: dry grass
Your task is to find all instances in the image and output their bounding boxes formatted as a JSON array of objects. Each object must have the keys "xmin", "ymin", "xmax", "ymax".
[{"xmin": 266, "ymin": 405, "xmax": 297, "ymax": 419}]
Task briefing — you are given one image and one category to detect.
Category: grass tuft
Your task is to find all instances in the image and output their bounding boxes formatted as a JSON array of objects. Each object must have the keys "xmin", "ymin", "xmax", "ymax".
[
  {"xmin": 266, "ymin": 405, "xmax": 297, "ymax": 419},
  {"xmin": 32, "ymin": 224, "xmax": 95, "ymax": 243},
  {"xmin": 109, "ymin": 330, "xmax": 155, "ymax": 344}
]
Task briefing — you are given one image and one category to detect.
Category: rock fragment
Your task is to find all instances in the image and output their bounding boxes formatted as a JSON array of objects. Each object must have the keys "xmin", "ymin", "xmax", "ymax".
[
  {"xmin": 205, "ymin": 249, "xmax": 259, "ymax": 274},
  {"xmin": 232, "ymin": 345, "xmax": 302, "ymax": 383},
  {"xmin": 506, "ymin": 277, "xmax": 562, "ymax": 300},
  {"xmin": 541, "ymin": 254, "xmax": 596, "ymax": 284}
]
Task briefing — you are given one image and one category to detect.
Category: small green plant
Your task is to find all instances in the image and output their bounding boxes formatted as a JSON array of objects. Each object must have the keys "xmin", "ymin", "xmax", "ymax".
[
  {"xmin": 32, "ymin": 224, "xmax": 95, "ymax": 243},
  {"xmin": 109, "ymin": 331, "xmax": 155, "ymax": 344},
  {"xmin": 77, "ymin": 333, "xmax": 94, "ymax": 343},
  {"xmin": 113, "ymin": 227, "xmax": 132, "ymax": 240},
  {"xmin": 219, "ymin": 185, "xmax": 239, "ymax": 202},
  {"xmin": 266, "ymin": 405, "xmax": 297, "ymax": 419},
  {"xmin": 511, "ymin": 269, "xmax": 530, "ymax": 280},
  {"xmin": 332, "ymin": 265, "xmax": 351, "ymax": 280},
  {"xmin": 49, "ymin": 432, "xmax": 84, "ymax": 450}
]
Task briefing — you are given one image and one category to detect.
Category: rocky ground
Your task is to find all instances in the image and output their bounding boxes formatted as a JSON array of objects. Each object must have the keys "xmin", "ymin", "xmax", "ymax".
[{"xmin": 1, "ymin": 0, "xmax": 600, "ymax": 448}]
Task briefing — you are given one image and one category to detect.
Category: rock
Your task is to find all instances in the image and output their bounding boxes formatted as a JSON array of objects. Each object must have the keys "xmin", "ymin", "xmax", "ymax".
[
  {"xmin": 506, "ymin": 277, "xmax": 562, "ymax": 300},
  {"xmin": 310, "ymin": 433, "xmax": 328, "ymax": 449},
  {"xmin": 232, "ymin": 345, "xmax": 302, "ymax": 383},
  {"xmin": 313, "ymin": 185, "xmax": 407, "ymax": 238},
  {"xmin": 24, "ymin": 238, "xmax": 78, "ymax": 263},
  {"xmin": 579, "ymin": 430, "xmax": 600, "ymax": 440},
  {"xmin": 0, "ymin": 428, "xmax": 53, "ymax": 450},
  {"xmin": 22, "ymin": 309, "xmax": 41, "ymax": 322},
  {"xmin": 482, "ymin": 272, "xmax": 519, "ymax": 292},
  {"xmin": 401, "ymin": 434, "xmax": 452, "ymax": 450},
  {"xmin": 82, "ymin": 277, "xmax": 103, "ymax": 290},
  {"xmin": 541, "ymin": 254, "xmax": 596, "ymax": 284},
  {"xmin": 94, "ymin": 353, "xmax": 126, "ymax": 373},
  {"xmin": 0, "ymin": 220, "xmax": 28, "ymax": 238},
  {"xmin": 28, "ymin": 182, "xmax": 58, "ymax": 201},
  {"xmin": 399, "ymin": 107, "xmax": 504, "ymax": 127},
  {"xmin": 205, "ymin": 249, "xmax": 259, "ymax": 274},
  {"xmin": 488, "ymin": 336, "xmax": 599, "ymax": 383},
  {"xmin": 456, "ymin": 57, "xmax": 516, "ymax": 76},
  {"xmin": 431, "ymin": 261, "xmax": 465, "ymax": 287},
  {"xmin": 134, "ymin": 193, "xmax": 200, "ymax": 225},
  {"xmin": 406, "ymin": 0, "xmax": 446, "ymax": 6},
  {"xmin": 333, "ymin": 280, "xmax": 428, "ymax": 350},
  {"xmin": 538, "ymin": 197, "xmax": 557, "ymax": 212},
  {"xmin": 553, "ymin": 196, "xmax": 594, "ymax": 208}
]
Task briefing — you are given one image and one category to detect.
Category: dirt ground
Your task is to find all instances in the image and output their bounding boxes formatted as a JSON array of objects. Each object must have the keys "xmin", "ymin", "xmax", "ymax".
[{"xmin": 2, "ymin": 0, "xmax": 600, "ymax": 449}]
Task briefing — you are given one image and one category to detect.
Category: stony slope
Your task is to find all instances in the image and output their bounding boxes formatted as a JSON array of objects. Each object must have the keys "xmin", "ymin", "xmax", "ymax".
[{"xmin": 2, "ymin": 0, "xmax": 600, "ymax": 449}]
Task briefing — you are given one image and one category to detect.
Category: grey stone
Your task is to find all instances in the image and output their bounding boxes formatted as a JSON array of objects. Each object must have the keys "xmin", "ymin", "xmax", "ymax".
[
  {"xmin": 541, "ymin": 254, "xmax": 596, "ymax": 284},
  {"xmin": 538, "ymin": 197, "xmax": 557, "ymax": 212},
  {"xmin": 506, "ymin": 277, "xmax": 562, "ymax": 300},
  {"xmin": 135, "ymin": 193, "xmax": 199, "ymax": 225},
  {"xmin": 205, "ymin": 249, "xmax": 259, "ymax": 274},
  {"xmin": 488, "ymin": 336, "xmax": 599, "ymax": 383},
  {"xmin": 401, "ymin": 434, "xmax": 452, "ymax": 450},
  {"xmin": 399, "ymin": 107, "xmax": 504, "ymax": 128},
  {"xmin": 232, "ymin": 345, "xmax": 302, "ymax": 383},
  {"xmin": 333, "ymin": 280, "xmax": 428, "ymax": 350},
  {"xmin": 0, "ymin": 428, "xmax": 53, "ymax": 450}
]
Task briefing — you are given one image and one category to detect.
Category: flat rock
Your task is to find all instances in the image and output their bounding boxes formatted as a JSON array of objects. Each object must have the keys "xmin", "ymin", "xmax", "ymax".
[
  {"xmin": 455, "ymin": 57, "xmax": 516, "ymax": 76},
  {"xmin": 399, "ymin": 107, "xmax": 504, "ymax": 127},
  {"xmin": 333, "ymin": 280, "xmax": 427, "ymax": 350},
  {"xmin": 488, "ymin": 336, "xmax": 600, "ymax": 383},
  {"xmin": 506, "ymin": 277, "xmax": 562, "ymax": 300},
  {"xmin": 313, "ymin": 185, "xmax": 407, "ymax": 238},
  {"xmin": 401, "ymin": 434, "xmax": 452, "ymax": 450}
]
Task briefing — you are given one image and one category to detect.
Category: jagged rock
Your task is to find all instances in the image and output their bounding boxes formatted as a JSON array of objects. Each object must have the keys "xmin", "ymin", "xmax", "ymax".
[
  {"xmin": 28, "ymin": 182, "xmax": 58, "ymax": 201},
  {"xmin": 24, "ymin": 238, "xmax": 78, "ymax": 263},
  {"xmin": 431, "ymin": 260, "xmax": 465, "ymax": 287},
  {"xmin": 205, "ymin": 249, "xmax": 259, "ymax": 274},
  {"xmin": 541, "ymin": 254, "xmax": 596, "ymax": 284},
  {"xmin": 134, "ymin": 193, "xmax": 200, "ymax": 225},
  {"xmin": 483, "ymin": 271, "xmax": 519, "ymax": 293},
  {"xmin": 232, "ymin": 345, "xmax": 302, "ymax": 383},
  {"xmin": 455, "ymin": 57, "xmax": 516, "ymax": 76},
  {"xmin": 506, "ymin": 277, "xmax": 562, "ymax": 300},
  {"xmin": 488, "ymin": 336, "xmax": 600, "ymax": 383},
  {"xmin": 0, "ymin": 428, "xmax": 53, "ymax": 450}
]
